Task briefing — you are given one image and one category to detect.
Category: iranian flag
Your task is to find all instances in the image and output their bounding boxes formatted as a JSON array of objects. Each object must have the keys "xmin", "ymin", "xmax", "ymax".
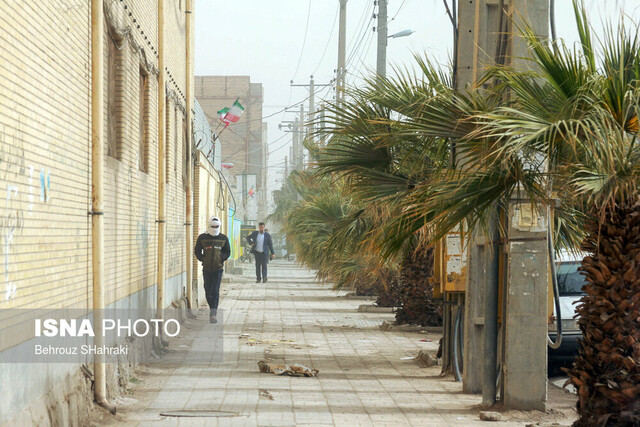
[
  {"xmin": 217, "ymin": 107, "xmax": 229, "ymax": 120},
  {"xmin": 218, "ymin": 98, "xmax": 244, "ymax": 126}
]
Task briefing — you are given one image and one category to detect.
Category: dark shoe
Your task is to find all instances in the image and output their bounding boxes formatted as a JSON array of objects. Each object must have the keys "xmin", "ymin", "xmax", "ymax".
[
  {"xmin": 209, "ymin": 317, "xmax": 217, "ymax": 324},
  {"xmin": 256, "ymin": 278, "xmax": 261, "ymax": 283},
  {"xmin": 263, "ymin": 278, "xmax": 268, "ymax": 283}
]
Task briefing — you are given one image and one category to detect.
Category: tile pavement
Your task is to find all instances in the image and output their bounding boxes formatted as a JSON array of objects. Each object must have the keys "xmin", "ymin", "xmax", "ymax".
[{"xmin": 100, "ymin": 260, "xmax": 577, "ymax": 426}]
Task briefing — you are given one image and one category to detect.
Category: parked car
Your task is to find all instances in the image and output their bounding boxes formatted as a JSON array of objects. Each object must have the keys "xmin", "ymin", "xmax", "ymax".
[{"xmin": 548, "ymin": 251, "xmax": 588, "ymax": 369}]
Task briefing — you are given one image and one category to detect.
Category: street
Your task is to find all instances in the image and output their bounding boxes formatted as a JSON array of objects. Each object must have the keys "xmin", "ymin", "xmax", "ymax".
[{"xmin": 95, "ymin": 261, "xmax": 577, "ymax": 426}]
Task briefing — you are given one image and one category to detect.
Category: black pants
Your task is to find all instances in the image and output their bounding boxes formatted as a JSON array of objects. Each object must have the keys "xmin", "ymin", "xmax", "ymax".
[
  {"xmin": 203, "ymin": 269, "xmax": 223, "ymax": 318},
  {"xmin": 254, "ymin": 252, "xmax": 268, "ymax": 280}
]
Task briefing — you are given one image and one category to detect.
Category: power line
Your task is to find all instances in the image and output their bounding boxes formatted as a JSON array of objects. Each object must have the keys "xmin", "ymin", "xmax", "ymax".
[
  {"xmin": 291, "ymin": 0, "xmax": 313, "ymax": 82},
  {"xmin": 344, "ymin": 3, "xmax": 376, "ymax": 83},
  {"xmin": 345, "ymin": 1, "xmax": 372, "ymax": 60},
  {"xmin": 312, "ymin": 3, "xmax": 340, "ymax": 76},
  {"xmin": 214, "ymin": 94, "xmax": 314, "ymax": 128},
  {"xmin": 347, "ymin": 26, "xmax": 376, "ymax": 85},
  {"xmin": 390, "ymin": 0, "xmax": 408, "ymax": 21}
]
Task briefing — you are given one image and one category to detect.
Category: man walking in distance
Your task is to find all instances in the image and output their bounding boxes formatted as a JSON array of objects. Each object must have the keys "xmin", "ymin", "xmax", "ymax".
[
  {"xmin": 247, "ymin": 222, "xmax": 275, "ymax": 283},
  {"xmin": 194, "ymin": 216, "xmax": 230, "ymax": 323}
]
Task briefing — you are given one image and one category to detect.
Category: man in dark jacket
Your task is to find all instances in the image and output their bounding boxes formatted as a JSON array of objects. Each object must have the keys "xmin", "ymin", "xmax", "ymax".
[
  {"xmin": 246, "ymin": 222, "xmax": 275, "ymax": 283},
  {"xmin": 194, "ymin": 216, "xmax": 231, "ymax": 323}
]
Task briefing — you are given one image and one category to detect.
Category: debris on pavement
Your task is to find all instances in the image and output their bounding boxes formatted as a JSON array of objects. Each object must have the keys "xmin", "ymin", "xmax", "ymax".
[
  {"xmin": 479, "ymin": 411, "xmax": 502, "ymax": 421},
  {"xmin": 259, "ymin": 389, "xmax": 274, "ymax": 400},
  {"xmin": 240, "ymin": 335, "xmax": 296, "ymax": 346},
  {"xmin": 258, "ymin": 360, "xmax": 319, "ymax": 377},
  {"xmin": 380, "ymin": 320, "xmax": 393, "ymax": 331},
  {"xmin": 415, "ymin": 350, "xmax": 439, "ymax": 368}
]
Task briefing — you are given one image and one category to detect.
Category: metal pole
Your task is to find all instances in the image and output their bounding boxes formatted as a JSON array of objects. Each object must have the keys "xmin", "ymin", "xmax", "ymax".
[
  {"xmin": 242, "ymin": 169, "xmax": 247, "ymax": 223},
  {"xmin": 185, "ymin": 0, "xmax": 194, "ymax": 310},
  {"xmin": 337, "ymin": 0, "xmax": 347, "ymax": 103},
  {"xmin": 376, "ymin": 0, "xmax": 388, "ymax": 79},
  {"xmin": 157, "ymin": 0, "xmax": 166, "ymax": 321},
  {"xmin": 91, "ymin": 0, "xmax": 115, "ymax": 414}
]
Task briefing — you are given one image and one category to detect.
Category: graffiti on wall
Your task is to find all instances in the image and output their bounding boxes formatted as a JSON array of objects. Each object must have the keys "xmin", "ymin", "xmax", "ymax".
[{"xmin": 1, "ymin": 124, "xmax": 26, "ymax": 301}]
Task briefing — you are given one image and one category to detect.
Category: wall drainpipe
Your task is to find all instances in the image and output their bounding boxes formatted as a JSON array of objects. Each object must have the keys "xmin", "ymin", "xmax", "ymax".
[
  {"xmin": 185, "ymin": 0, "xmax": 194, "ymax": 312},
  {"xmin": 157, "ymin": 0, "xmax": 167, "ymax": 332},
  {"xmin": 91, "ymin": 0, "xmax": 116, "ymax": 414}
]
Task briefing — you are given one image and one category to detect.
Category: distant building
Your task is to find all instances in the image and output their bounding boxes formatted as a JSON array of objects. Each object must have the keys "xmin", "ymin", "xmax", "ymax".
[{"xmin": 195, "ymin": 76, "xmax": 268, "ymax": 223}]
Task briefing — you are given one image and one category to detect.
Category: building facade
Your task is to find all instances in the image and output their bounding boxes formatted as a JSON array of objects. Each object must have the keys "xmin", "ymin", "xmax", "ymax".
[
  {"xmin": 0, "ymin": 1, "xmax": 214, "ymax": 424},
  {"xmin": 194, "ymin": 76, "xmax": 268, "ymax": 224}
]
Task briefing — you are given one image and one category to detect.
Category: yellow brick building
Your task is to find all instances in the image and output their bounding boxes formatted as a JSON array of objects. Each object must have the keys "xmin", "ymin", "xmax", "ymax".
[{"xmin": 0, "ymin": 1, "xmax": 230, "ymax": 424}]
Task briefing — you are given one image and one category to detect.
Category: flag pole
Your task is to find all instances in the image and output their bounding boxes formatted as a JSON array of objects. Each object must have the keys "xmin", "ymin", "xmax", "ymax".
[{"xmin": 208, "ymin": 125, "xmax": 229, "ymax": 159}]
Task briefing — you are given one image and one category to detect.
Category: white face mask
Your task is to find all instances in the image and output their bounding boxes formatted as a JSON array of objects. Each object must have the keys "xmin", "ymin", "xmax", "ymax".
[{"xmin": 208, "ymin": 217, "xmax": 221, "ymax": 236}]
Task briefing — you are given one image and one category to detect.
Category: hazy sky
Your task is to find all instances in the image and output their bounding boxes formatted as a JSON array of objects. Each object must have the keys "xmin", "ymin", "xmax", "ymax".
[{"xmin": 194, "ymin": 0, "xmax": 640, "ymax": 205}]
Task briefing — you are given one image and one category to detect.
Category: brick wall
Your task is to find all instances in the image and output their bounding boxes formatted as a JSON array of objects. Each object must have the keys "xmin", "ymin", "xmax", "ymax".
[
  {"xmin": 0, "ymin": 0, "xmax": 191, "ymax": 423},
  {"xmin": 0, "ymin": 1, "xmax": 92, "ymax": 310}
]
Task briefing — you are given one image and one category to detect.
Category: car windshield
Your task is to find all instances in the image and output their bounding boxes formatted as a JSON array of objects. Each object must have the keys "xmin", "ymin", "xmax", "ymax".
[{"xmin": 556, "ymin": 262, "xmax": 587, "ymax": 295}]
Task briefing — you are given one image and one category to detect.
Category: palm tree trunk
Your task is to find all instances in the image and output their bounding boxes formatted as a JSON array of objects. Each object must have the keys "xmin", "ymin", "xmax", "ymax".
[
  {"xmin": 569, "ymin": 199, "xmax": 640, "ymax": 426},
  {"xmin": 393, "ymin": 246, "xmax": 442, "ymax": 326}
]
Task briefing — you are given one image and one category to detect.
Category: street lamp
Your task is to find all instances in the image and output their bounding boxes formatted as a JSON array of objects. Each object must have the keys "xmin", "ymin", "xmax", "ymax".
[
  {"xmin": 388, "ymin": 29, "xmax": 414, "ymax": 39},
  {"xmin": 376, "ymin": 0, "xmax": 413, "ymax": 78}
]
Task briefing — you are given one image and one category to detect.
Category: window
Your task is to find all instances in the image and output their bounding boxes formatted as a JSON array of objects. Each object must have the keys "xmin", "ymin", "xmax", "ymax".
[
  {"xmin": 182, "ymin": 117, "xmax": 188, "ymax": 187},
  {"xmin": 165, "ymin": 99, "xmax": 171, "ymax": 183},
  {"xmin": 556, "ymin": 262, "xmax": 587, "ymax": 296},
  {"xmin": 174, "ymin": 107, "xmax": 179, "ymax": 179},
  {"xmin": 139, "ymin": 70, "xmax": 149, "ymax": 172}
]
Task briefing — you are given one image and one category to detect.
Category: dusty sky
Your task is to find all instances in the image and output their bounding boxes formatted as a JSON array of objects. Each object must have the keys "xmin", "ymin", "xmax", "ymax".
[{"xmin": 194, "ymin": 0, "xmax": 640, "ymax": 209}]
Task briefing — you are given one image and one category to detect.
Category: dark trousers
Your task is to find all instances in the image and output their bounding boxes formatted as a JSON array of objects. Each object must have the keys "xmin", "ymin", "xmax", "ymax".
[
  {"xmin": 203, "ymin": 269, "xmax": 223, "ymax": 317},
  {"xmin": 254, "ymin": 252, "xmax": 268, "ymax": 280}
]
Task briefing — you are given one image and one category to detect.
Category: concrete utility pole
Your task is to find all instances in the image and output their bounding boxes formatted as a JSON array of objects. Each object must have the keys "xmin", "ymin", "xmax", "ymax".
[
  {"xmin": 337, "ymin": 0, "xmax": 347, "ymax": 103},
  {"xmin": 376, "ymin": 0, "xmax": 388, "ymax": 78},
  {"xmin": 289, "ymin": 146, "xmax": 294, "ymax": 172},
  {"xmin": 293, "ymin": 117, "xmax": 300, "ymax": 171},
  {"xmin": 299, "ymin": 103, "xmax": 305, "ymax": 169},
  {"xmin": 309, "ymin": 77, "xmax": 315, "ymax": 124},
  {"xmin": 284, "ymin": 155, "xmax": 288, "ymax": 180},
  {"xmin": 290, "ymin": 77, "xmax": 332, "ymax": 143},
  {"xmin": 454, "ymin": 0, "xmax": 550, "ymax": 411}
]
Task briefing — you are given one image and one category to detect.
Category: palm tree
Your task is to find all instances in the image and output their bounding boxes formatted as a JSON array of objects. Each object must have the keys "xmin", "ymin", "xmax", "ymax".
[
  {"xmin": 467, "ymin": 8, "xmax": 640, "ymax": 423},
  {"xmin": 313, "ymin": 1, "xmax": 639, "ymax": 422}
]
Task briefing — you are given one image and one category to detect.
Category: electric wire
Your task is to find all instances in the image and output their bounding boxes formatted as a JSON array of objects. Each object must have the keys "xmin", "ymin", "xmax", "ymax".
[
  {"xmin": 343, "ymin": 2, "xmax": 377, "ymax": 88},
  {"xmin": 347, "ymin": 23, "xmax": 377, "ymax": 86},
  {"xmin": 215, "ymin": 84, "xmax": 328, "ymax": 129},
  {"xmin": 222, "ymin": 132, "xmax": 289, "ymax": 159},
  {"xmin": 347, "ymin": 0, "xmax": 411, "ymax": 88},
  {"xmin": 345, "ymin": 2, "xmax": 375, "ymax": 68},
  {"xmin": 345, "ymin": 1, "xmax": 372, "ymax": 61},
  {"xmin": 290, "ymin": 0, "xmax": 313, "ymax": 82},
  {"xmin": 311, "ymin": 3, "xmax": 340, "ymax": 76},
  {"xmin": 390, "ymin": 0, "xmax": 408, "ymax": 22}
]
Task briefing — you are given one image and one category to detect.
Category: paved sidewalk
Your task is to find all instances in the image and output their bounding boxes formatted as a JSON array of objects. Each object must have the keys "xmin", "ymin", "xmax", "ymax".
[{"xmin": 99, "ymin": 260, "xmax": 577, "ymax": 426}]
